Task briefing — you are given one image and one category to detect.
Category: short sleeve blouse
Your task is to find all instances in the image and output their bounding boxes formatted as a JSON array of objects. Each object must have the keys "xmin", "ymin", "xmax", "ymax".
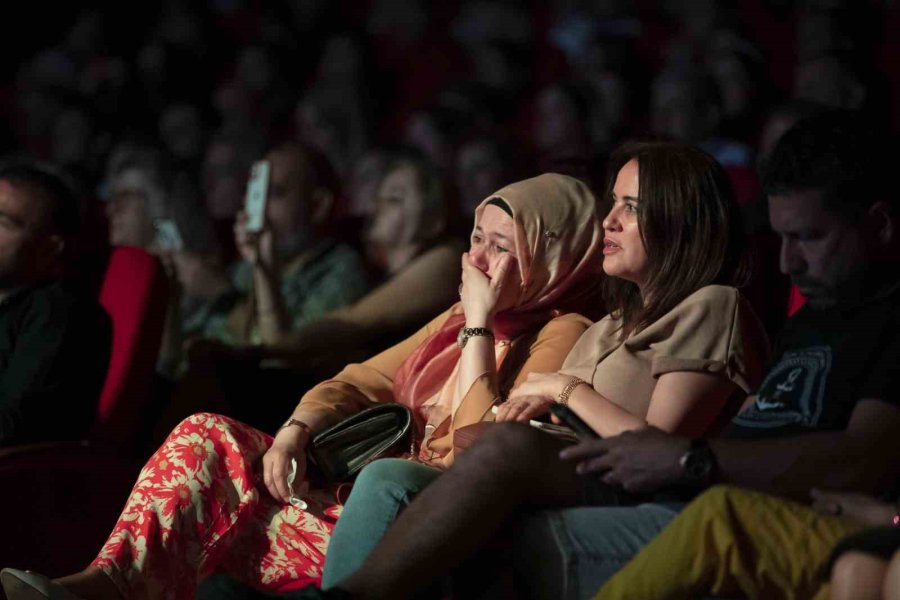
[{"xmin": 559, "ymin": 285, "xmax": 769, "ymax": 419}]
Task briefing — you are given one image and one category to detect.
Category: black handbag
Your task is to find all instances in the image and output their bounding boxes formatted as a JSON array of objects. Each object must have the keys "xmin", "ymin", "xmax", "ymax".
[{"xmin": 307, "ymin": 404, "xmax": 415, "ymax": 482}]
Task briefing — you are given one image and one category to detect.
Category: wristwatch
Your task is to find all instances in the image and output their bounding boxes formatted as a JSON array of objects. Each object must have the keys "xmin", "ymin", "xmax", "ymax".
[
  {"xmin": 279, "ymin": 418, "xmax": 311, "ymax": 435},
  {"xmin": 456, "ymin": 327, "xmax": 494, "ymax": 349},
  {"xmin": 679, "ymin": 438, "xmax": 717, "ymax": 485}
]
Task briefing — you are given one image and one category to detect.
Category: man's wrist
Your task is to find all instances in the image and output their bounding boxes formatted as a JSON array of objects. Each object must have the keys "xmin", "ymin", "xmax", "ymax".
[
  {"xmin": 252, "ymin": 258, "xmax": 280, "ymax": 279},
  {"xmin": 679, "ymin": 437, "xmax": 717, "ymax": 486}
]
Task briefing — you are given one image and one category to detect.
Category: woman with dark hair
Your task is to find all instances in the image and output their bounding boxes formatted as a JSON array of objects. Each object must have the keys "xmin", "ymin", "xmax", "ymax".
[
  {"xmin": 318, "ymin": 140, "xmax": 769, "ymax": 591},
  {"xmin": 1, "ymin": 173, "xmax": 605, "ymax": 600}
]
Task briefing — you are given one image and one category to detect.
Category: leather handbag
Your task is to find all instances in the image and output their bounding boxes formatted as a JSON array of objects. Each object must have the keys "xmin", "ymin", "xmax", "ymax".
[{"xmin": 307, "ymin": 404, "xmax": 414, "ymax": 482}]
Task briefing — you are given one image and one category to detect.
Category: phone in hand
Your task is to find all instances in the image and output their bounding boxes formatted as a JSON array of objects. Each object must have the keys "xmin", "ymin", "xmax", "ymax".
[
  {"xmin": 549, "ymin": 403, "xmax": 600, "ymax": 439},
  {"xmin": 153, "ymin": 218, "xmax": 184, "ymax": 252},
  {"xmin": 244, "ymin": 159, "xmax": 271, "ymax": 232}
]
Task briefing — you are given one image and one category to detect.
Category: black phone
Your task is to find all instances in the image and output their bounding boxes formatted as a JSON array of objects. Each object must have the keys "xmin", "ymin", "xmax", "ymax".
[{"xmin": 549, "ymin": 403, "xmax": 600, "ymax": 439}]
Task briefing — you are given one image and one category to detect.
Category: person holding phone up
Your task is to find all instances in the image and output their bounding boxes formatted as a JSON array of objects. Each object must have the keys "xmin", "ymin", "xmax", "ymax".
[{"xmin": 229, "ymin": 141, "xmax": 369, "ymax": 346}]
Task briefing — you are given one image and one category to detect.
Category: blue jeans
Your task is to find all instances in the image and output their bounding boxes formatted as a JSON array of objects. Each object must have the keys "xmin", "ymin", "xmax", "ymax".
[
  {"xmin": 510, "ymin": 503, "xmax": 682, "ymax": 599},
  {"xmin": 321, "ymin": 458, "xmax": 442, "ymax": 588},
  {"xmin": 322, "ymin": 457, "xmax": 682, "ymax": 598}
]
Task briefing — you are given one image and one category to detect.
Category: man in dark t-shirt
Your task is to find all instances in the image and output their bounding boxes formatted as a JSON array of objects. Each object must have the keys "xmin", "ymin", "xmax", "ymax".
[
  {"xmin": 729, "ymin": 283, "xmax": 900, "ymax": 438},
  {"xmin": 0, "ymin": 163, "xmax": 111, "ymax": 445},
  {"xmin": 274, "ymin": 111, "xmax": 900, "ymax": 600}
]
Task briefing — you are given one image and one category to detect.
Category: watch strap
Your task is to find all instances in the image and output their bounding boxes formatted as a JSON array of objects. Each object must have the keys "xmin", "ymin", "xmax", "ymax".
[
  {"xmin": 457, "ymin": 327, "xmax": 493, "ymax": 348},
  {"xmin": 680, "ymin": 438, "xmax": 717, "ymax": 485}
]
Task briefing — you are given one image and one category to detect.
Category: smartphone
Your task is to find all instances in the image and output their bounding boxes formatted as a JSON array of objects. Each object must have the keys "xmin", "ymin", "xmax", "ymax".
[
  {"xmin": 489, "ymin": 406, "xmax": 579, "ymax": 442},
  {"xmin": 153, "ymin": 218, "xmax": 184, "ymax": 251},
  {"xmin": 549, "ymin": 403, "xmax": 601, "ymax": 439},
  {"xmin": 244, "ymin": 159, "xmax": 270, "ymax": 232}
]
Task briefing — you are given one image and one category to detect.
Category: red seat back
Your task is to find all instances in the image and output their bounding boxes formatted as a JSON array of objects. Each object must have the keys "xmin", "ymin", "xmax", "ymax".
[
  {"xmin": 94, "ymin": 246, "xmax": 168, "ymax": 448},
  {"xmin": 724, "ymin": 165, "xmax": 762, "ymax": 207},
  {"xmin": 787, "ymin": 284, "xmax": 807, "ymax": 316}
]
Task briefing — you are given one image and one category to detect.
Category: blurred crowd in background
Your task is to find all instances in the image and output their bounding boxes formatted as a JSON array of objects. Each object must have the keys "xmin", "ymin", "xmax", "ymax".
[{"xmin": 1, "ymin": 0, "xmax": 898, "ymax": 441}]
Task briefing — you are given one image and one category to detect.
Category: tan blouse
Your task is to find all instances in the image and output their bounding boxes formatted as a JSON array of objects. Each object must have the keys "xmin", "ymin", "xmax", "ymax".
[
  {"xmin": 296, "ymin": 305, "xmax": 592, "ymax": 464},
  {"xmin": 560, "ymin": 285, "xmax": 769, "ymax": 420}
]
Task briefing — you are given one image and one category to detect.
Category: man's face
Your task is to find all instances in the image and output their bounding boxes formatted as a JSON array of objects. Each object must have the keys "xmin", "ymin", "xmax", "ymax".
[
  {"xmin": 0, "ymin": 180, "xmax": 58, "ymax": 289},
  {"xmin": 265, "ymin": 149, "xmax": 313, "ymax": 258},
  {"xmin": 769, "ymin": 190, "xmax": 869, "ymax": 309}
]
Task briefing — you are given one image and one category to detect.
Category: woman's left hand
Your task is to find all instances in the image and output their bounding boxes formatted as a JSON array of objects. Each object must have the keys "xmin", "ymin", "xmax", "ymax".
[
  {"xmin": 509, "ymin": 372, "xmax": 571, "ymax": 402},
  {"xmin": 497, "ymin": 372, "xmax": 573, "ymax": 422},
  {"xmin": 495, "ymin": 395, "xmax": 554, "ymax": 422}
]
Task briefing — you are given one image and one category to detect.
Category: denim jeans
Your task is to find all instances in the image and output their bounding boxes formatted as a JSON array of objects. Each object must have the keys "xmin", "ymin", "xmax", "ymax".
[
  {"xmin": 321, "ymin": 458, "xmax": 443, "ymax": 588},
  {"xmin": 510, "ymin": 503, "xmax": 682, "ymax": 600},
  {"xmin": 321, "ymin": 457, "xmax": 682, "ymax": 599}
]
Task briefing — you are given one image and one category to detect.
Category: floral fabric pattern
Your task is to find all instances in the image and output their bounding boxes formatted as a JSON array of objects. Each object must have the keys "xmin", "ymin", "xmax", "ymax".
[{"xmin": 92, "ymin": 413, "xmax": 342, "ymax": 600}]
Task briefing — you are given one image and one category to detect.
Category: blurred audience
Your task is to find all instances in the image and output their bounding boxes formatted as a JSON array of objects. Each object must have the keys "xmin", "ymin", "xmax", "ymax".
[
  {"xmin": 0, "ymin": 0, "xmax": 895, "ymax": 497},
  {"xmin": 0, "ymin": 2, "xmax": 899, "ymax": 598},
  {"xmin": 263, "ymin": 146, "xmax": 463, "ymax": 377}
]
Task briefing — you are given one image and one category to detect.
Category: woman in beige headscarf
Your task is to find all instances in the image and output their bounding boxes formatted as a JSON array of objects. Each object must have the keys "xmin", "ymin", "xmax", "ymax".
[{"xmin": 8, "ymin": 174, "xmax": 604, "ymax": 600}]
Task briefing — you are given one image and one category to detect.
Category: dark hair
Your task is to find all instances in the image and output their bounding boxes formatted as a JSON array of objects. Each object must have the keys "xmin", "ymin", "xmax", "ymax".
[
  {"xmin": 602, "ymin": 141, "xmax": 748, "ymax": 338},
  {"xmin": 760, "ymin": 109, "xmax": 892, "ymax": 217},
  {"xmin": 0, "ymin": 161, "xmax": 81, "ymax": 239},
  {"xmin": 486, "ymin": 197, "xmax": 513, "ymax": 216},
  {"xmin": 269, "ymin": 141, "xmax": 341, "ymax": 198}
]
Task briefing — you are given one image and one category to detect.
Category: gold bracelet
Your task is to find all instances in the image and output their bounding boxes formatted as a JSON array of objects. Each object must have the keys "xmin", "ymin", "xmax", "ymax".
[{"xmin": 557, "ymin": 377, "xmax": 587, "ymax": 406}]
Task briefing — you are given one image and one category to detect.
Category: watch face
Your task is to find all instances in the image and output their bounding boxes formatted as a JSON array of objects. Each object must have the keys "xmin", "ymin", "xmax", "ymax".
[
  {"xmin": 456, "ymin": 328, "xmax": 466, "ymax": 348},
  {"xmin": 683, "ymin": 449, "xmax": 712, "ymax": 481}
]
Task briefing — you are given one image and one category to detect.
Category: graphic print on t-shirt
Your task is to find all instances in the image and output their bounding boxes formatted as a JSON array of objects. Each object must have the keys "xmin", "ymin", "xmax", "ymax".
[{"xmin": 732, "ymin": 346, "xmax": 833, "ymax": 429}]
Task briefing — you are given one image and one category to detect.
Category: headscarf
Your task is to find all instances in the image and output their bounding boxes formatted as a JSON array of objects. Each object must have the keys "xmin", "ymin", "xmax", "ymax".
[{"xmin": 392, "ymin": 173, "xmax": 604, "ymax": 427}]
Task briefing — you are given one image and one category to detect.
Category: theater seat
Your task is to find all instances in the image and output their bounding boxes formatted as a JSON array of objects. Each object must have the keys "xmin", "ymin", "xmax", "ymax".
[
  {"xmin": 0, "ymin": 246, "xmax": 169, "ymax": 575},
  {"xmin": 94, "ymin": 246, "xmax": 169, "ymax": 449},
  {"xmin": 723, "ymin": 165, "xmax": 762, "ymax": 207},
  {"xmin": 787, "ymin": 285, "xmax": 807, "ymax": 316}
]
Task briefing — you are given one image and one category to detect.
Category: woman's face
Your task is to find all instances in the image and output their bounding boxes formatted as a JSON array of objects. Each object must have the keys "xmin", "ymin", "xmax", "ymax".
[
  {"xmin": 469, "ymin": 203, "xmax": 522, "ymax": 312},
  {"xmin": 366, "ymin": 163, "xmax": 428, "ymax": 271},
  {"xmin": 106, "ymin": 168, "xmax": 157, "ymax": 248},
  {"xmin": 602, "ymin": 159, "xmax": 649, "ymax": 289},
  {"xmin": 264, "ymin": 149, "xmax": 312, "ymax": 257}
]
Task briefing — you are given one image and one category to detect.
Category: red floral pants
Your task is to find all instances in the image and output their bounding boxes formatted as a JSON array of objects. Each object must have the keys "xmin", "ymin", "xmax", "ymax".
[{"xmin": 91, "ymin": 413, "xmax": 341, "ymax": 600}]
